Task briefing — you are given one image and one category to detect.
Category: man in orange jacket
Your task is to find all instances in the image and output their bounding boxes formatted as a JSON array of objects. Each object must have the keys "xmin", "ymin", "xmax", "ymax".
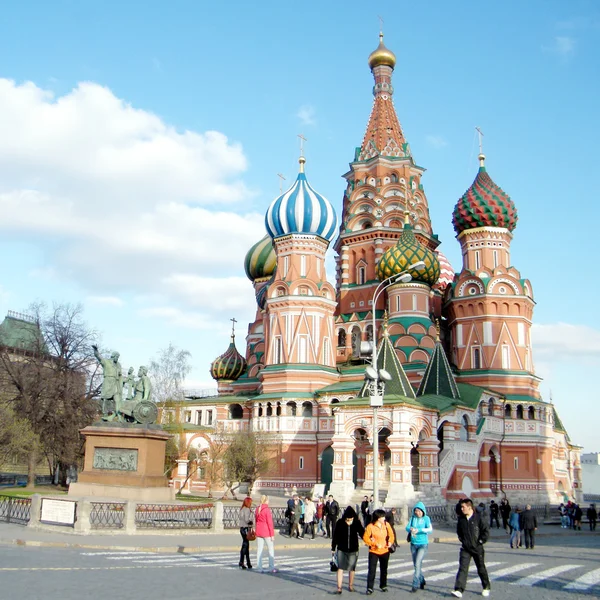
[{"xmin": 363, "ymin": 509, "xmax": 395, "ymax": 594}]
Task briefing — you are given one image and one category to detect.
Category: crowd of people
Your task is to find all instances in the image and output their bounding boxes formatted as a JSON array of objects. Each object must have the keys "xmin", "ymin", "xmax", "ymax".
[{"xmin": 238, "ymin": 493, "xmax": 594, "ymax": 594}]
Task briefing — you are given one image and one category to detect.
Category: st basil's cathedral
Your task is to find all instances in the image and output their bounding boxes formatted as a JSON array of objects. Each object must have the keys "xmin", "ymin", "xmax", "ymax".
[{"xmin": 173, "ymin": 34, "xmax": 581, "ymax": 505}]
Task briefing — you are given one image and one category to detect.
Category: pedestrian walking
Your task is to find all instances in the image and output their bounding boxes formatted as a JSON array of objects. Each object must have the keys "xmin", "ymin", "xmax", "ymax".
[
  {"xmin": 303, "ymin": 496, "xmax": 316, "ymax": 539},
  {"xmin": 255, "ymin": 494, "xmax": 277, "ymax": 573},
  {"xmin": 451, "ymin": 498, "xmax": 491, "ymax": 598},
  {"xmin": 489, "ymin": 500, "xmax": 500, "ymax": 529},
  {"xmin": 587, "ymin": 504, "xmax": 597, "ymax": 531},
  {"xmin": 316, "ymin": 496, "xmax": 326, "ymax": 536},
  {"xmin": 326, "ymin": 494, "xmax": 340, "ymax": 539},
  {"xmin": 520, "ymin": 504, "xmax": 537, "ymax": 549},
  {"xmin": 363, "ymin": 509, "xmax": 395, "ymax": 595},
  {"xmin": 285, "ymin": 494, "xmax": 296, "ymax": 537},
  {"xmin": 500, "ymin": 498, "xmax": 511, "ymax": 532},
  {"xmin": 406, "ymin": 501, "xmax": 432, "ymax": 593},
  {"xmin": 559, "ymin": 503, "xmax": 569, "ymax": 528},
  {"xmin": 509, "ymin": 506, "xmax": 521, "ymax": 548},
  {"xmin": 238, "ymin": 496, "xmax": 254, "ymax": 569},
  {"xmin": 361, "ymin": 495, "xmax": 370, "ymax": 526},
  {"xmin": 331, "ymin": 506, "xmax": 365, "ymax": 594},
  {"xmin": 574, "ymin": 504, "xmax": 583, "ymax": 530}
]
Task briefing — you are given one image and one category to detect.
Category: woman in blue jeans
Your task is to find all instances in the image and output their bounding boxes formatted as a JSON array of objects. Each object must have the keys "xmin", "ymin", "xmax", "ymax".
[{"xmin": 406, "ymin": 502, "xmax": 433, "ymax": 593}]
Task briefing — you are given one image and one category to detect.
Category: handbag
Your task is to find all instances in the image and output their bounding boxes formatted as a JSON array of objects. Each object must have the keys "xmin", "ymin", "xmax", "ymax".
[
  {"xmin": 406, "ymin": 517, "xmax": 413, "ymax": 543},
  {"xmin": 330, "ymin": 552, "xmax": 338, "ymax": 572},
  {"xmin": 386, "ymin": 522, "xmax": 397, "ymax": 553},
  {"xmin": 247, "ymin": 528, "xmax": 256, "ymax": 542}
]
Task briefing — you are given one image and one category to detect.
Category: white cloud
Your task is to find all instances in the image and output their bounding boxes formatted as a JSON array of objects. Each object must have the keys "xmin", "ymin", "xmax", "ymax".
[
  {"xmin": 0, "ymin": 78, "xmax": 268, "ymax": 316},
  {"xmin": 425, "ymin": 135, "xmax": 448, "ymax": 149},
  {"xmin": 297, "ymin": 105, "xmax": 316, "ymax": 126},
  {"xmin": 531, "ymin": 322, "xmax": 600, "ymax": 360},
  {"xmin": 543, "ymin": 36, "xmax": 576, "ymax": 60},
  {"xmin": 86, "ymin": 295, "xmax": 125, "ymax": 307}
]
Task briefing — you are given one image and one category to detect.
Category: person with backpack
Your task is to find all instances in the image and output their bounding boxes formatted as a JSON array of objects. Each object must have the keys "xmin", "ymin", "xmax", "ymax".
[
  {"xmin": 363, "ymin": 509, "xmax": 395, "ymax": 595},
  {"xmin": 451, "ymin": 498, "xmax": 491, "ymax": 598},
  {"xmin": 325, "ymin": 494, "xmax": 340, "ymax": 539},
  {"xmin": 406, "ymin": 502, "xmax": 432, "ymax": 593}
]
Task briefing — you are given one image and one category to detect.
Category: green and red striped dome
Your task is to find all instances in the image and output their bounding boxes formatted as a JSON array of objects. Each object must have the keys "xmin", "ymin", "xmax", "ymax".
[
  {"xmin": 453, "ymin": 156, "xmax": 517, "ymax": 234},
  {"xmin": 210, "ymin": 335, "xmax": 247, "ymax": 381}
]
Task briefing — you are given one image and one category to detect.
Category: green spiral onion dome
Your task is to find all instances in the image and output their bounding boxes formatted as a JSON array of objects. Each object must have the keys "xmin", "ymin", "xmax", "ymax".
[
  {"xmin": 452, "ymin": 154, "xmax": 518, "ymax": 234},
  {"xmin": 210, "ymin": 334, "xmax": 247, "ymax": 381},
  {"xmin": 244, "ymin": 234, "xmax": 276, "ymax": 282},
  {"xmin": 377, "ymin": 217, "xmax": 440, "ymax": 286}
]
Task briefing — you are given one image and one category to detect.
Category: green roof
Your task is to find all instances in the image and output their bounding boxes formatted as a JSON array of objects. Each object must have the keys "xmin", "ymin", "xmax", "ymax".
[
  {"xmin": 417, "ymin": 341, "xmax": 460, "ymax": 400},
  {"xmin": 250, "ymin": 392, "xmax": 315, "ymax": 401},
  {"xmin": 316, "ymin": 381, "xmax": 362, "ymax": 395},
  {"xmin": 0, "ymin": 313, "xmax": 46, "ymax": 352},
  {"xmin": 552, "ymin": 406, "xmax": 566, "ymax": 434}
]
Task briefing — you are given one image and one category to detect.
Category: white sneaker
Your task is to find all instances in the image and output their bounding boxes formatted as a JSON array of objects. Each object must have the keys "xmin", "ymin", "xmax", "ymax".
[
  {"xmin": 451, "ymin": 592, "xmax": 463, "ymax": 598},
  {"xmin": 482, "ymin": 590, "xmax": 491, "ymax": 597}
]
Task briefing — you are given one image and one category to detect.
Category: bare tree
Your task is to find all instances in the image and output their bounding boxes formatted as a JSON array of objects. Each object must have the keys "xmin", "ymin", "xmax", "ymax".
[
  {"xmin": 223, "ymin": 430, "xmax": 280, "ymax": 496},
  {"xmin": 0, "ymin": 303, "xmax": 100, "ymax": 487},
  {"xmin": 149, "ymin": 343, "xmax": 192, "ymax": 404}
]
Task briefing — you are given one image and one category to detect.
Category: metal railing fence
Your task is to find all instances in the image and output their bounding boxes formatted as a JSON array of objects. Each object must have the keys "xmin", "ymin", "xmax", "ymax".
[
  {"xmin": 90, "ymin": 502, "xmax": 126, "ymax": 529},
  {"xmin": 0, "ymin": 495, "xmax": 32, "ymax": 524},
  {"xmin": 135, "ymin": 504, "xmax": 212, "ymax": 529}
]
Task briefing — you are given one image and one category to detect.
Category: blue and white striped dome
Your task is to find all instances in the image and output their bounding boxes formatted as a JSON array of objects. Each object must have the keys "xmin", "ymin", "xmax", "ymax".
[{"xmin": 265, "ymin": 158, "xmax": 338, "ymax": 242}]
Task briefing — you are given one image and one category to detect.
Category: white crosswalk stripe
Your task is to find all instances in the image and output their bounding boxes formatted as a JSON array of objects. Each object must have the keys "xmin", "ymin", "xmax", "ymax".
[
  {"xmin": 564, "ymin": 567, "xmax": 600, "ymax": 591},
  {"xmin": 79, "ymin": 550, "xmax": 600, "ymax": 591},
  {"xmin": 512, "ymin": 564, "xmax": 583, "ymax": 586},
  {"xmin": 468, "ymin": 562, "xmax": 539, "ymax": 583}
]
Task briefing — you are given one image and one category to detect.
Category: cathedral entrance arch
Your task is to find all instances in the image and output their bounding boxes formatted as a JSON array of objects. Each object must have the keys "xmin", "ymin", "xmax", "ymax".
[
  {"xmin": 488, "ymin": 446, "xmax": 499, "ymax": 493},
  {"xmin": 378, "ymin": 427, "xmax": 391, "ymax": 484},
  {"xmin": 411, "ymin": 446, "xmax": 420, "ymax": 489},
  {"xmin": 320, "ymin": 446, "xmax": 334, "ymax": 493}
]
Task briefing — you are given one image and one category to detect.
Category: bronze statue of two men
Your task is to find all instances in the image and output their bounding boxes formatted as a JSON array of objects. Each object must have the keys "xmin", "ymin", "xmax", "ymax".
[{"xmin": 92, "ymin": 345, "xmax": 153, "ymax": 424}]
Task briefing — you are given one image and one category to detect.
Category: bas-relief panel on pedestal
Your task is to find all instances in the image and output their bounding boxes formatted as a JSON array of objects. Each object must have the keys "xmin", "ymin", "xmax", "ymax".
[{"xmin": 93, "ymin": 447, "xmax": 138, "ymax": 471}]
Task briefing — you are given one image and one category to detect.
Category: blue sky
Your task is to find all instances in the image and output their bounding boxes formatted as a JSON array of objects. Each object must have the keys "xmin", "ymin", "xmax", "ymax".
[{"xmin": 0, "ymin": 1, "xmax": 598, "ymax": 452}]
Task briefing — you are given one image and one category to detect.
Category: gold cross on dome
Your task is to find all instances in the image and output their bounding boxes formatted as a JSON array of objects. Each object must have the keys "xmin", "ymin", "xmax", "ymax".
[
  {"xmin": 475, "ymin": 126, "xmax": 484, "ymax": 154},
  {"xmin": 297, "ymin": 134, "xmax": 307, "ymax": 157},
  {"xmin": 230, "ymin": 317, "xmax": 237, "ymax": 336}
]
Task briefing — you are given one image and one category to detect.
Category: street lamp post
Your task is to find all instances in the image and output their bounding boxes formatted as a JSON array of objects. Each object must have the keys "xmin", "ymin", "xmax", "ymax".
[{"xmin": 364, "ymin": 261, "xmax": 425, "ymax": 508}]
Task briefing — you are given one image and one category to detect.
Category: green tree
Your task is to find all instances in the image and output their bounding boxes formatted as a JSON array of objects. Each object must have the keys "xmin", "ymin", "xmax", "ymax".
[{"xmin": 0, "ymin": 403, "xmax": 39, "ymax": 466}]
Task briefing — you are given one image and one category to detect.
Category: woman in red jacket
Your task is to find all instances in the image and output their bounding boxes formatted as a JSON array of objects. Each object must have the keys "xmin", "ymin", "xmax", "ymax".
[{"xmin": 255, "ymin": 494, "xmax": 277, "ymax": 573}]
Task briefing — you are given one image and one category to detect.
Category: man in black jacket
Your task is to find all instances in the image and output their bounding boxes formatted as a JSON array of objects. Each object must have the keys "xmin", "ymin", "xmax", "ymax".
[
  {"xmin": 520, "ymin": 504, "xmax": 538, "ymax": 549},
  {"xmin": 325, "ymin": 494, "xmax": 340, "ymax": 539},
  {"xmin": 451, "ymin": 498, "xmax": 491, "ymax": 598}
]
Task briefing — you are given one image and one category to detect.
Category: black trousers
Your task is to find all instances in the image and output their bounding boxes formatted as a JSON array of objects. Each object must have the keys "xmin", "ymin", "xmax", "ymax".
[
  {"xmin": 490, "ymin": 515, "xmax": 500, "ymax": 528},
  {"xmin": 590, "ymin": 519, "xmax": 597, "ymax": 531},
  {"xmin": 239, "ymin": 528, "xmax": 251, "ymax": 566},
  {"xmin": 366, "ymin": 552, "xmax": 390, "ymax": 591},
  {"xmin": 524, "ymin": 528, "xmax": 535, "ymax": 548},
  {"xmin": 454, "ymin": 547, "xmax": 490, "ymax": 592},
  {"xmin": 326, "ymin": 516, "xmax": 337, "ymax": 538},
  {"xmin": 304, "ymin": 520, "xmax": 315, "ymax": 538}
]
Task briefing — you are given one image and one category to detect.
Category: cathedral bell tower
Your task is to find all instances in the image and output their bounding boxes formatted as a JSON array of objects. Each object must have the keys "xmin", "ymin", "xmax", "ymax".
[
  {"xmin": 260, "ymin": 155, "xmax": 339, "ymax": 394},
  {"xmin": 334, "ymin": 33, "xmax": 441, "ymax": 368},
  {"xmin": 446, "ymin": 153, "xmax": 540, "ymax": 399}
]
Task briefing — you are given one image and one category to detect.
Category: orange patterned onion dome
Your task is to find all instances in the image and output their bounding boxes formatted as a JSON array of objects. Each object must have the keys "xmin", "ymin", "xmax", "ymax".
[
  {"xmin": 453, "ymin": 155, "xmax": 518, "ymax": 234},
  {"xmin": 210, "ymin": 334, "xmax": 246, "ymax": 381},
  {"xmin": 377, "ymin": 219, "xmax": 440, "ymax": 286},
  {"xmin": 244, "ymin": 234, "xmax": 276, "ymax": 282},
  {"xmin": 368, "ymin": 33, "xmax": 396, "ymax": 70},
  {"xmin": 433, "ymin": 250, "xmax": 455, "ymax": 292}
]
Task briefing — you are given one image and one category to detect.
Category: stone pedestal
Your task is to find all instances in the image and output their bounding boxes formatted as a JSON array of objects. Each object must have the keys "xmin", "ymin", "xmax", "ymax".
[{"xmin": 69, "ymin": 424, "xmax": 175, "ymax": 502}]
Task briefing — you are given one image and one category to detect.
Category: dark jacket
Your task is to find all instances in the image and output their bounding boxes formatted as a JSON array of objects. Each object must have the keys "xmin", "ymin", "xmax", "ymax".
[
  {"xmin": 490, "ymin": 502, "xmax": 499, "ymax": 517},
  {"xmin": 326, "ymin": 499, "xmax": 340, "ymax": 519},
  {"xmin": 587, "ymin": 507, "xmax": 598, "ymax": 520},
  {"xmin": 456, "ymin": 511, "xmax": 489, "ymax": 552},
  {"xmin": 520, "ymin": 509, "xmax": 537, "ymax": 530},
  {"xmin": 500, "ymin": 501, "xmax": 511, "ymax": 519},
  {"xmin": 332, "ymin": 506, "xmax": 365, "ymax": 552}
]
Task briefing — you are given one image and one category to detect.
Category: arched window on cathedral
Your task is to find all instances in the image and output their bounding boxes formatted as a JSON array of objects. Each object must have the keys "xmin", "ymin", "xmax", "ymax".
[
  {"xmin": 472, "ymin": 347, "xmax": 481, "ymax": 369},
  {"xmin": 338, "ymin": 329, "xmax": 347, "ymax": 348},
  {"xmin": 488, "ymin": 398, "xmax": 494, "ymax": 416},
  {"xmin": 276, "ymin": 402, "xmax": 282, "ymax": 416},
  {"xmin": 229, "ymin": 404, "xmax": 243, "ymax": 420},
  {"xmin": 391, "ymin": 173, "xmax": 398, "ymax": 183},
  {"xmin": 516, "ymin": 405, "xmax": 524, "ymax": 419},
  {"xmin": 330, "ymin": 398, "xmax": 340, "ymax": 416},
  {"xmin": 357, "ymin": 265, "xmax": 366, "ymax": 285},
  {"xmin": 302, "ymin": 402, "xmax": 313, "ymax": 417},
  {"xmin": 459, "ymin": 415, "xmax": 469, "ymax": 441},
  {"xmin": 287, "ymin": 401, "xmax": 297, "ymax": 416},
  {"xmin": 528, "ymin": 405, "xmax": 535, "ymax": 420},
  {"xmin": 266, "ymin": 402, "xmax": 273, "ymax": 417},
  {"xmin": 505, "ymin": 404, "xmax": 512, "ymax": 418},
  {"xmin": 351, "ymin": 326, "xmax": 361, "ymax": 357},
  {"xmin": 258, "ymin": 403, "xmax": 263, "ymax": 417},
  {"xmin": 366, "ymin": 324, "xmax": 373, "ymax": 342}
]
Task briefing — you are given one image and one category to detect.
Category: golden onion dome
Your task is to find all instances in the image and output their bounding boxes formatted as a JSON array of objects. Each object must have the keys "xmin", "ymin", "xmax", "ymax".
[{"xmin": 368, "ymin": 33, "xmax": 396, "ymax": 70}]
